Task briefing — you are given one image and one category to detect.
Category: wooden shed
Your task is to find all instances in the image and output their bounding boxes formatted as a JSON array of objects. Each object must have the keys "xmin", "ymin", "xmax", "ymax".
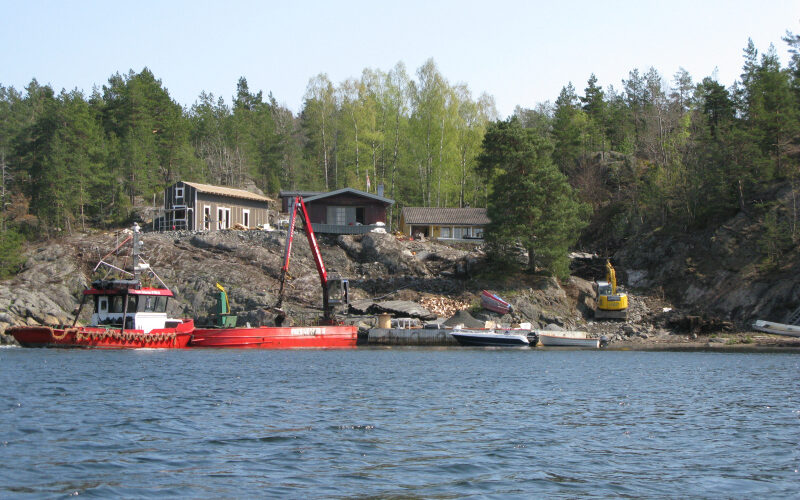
[{"xmin": 162, "ymin": 181, "xmax": 274, "ymax": 231}]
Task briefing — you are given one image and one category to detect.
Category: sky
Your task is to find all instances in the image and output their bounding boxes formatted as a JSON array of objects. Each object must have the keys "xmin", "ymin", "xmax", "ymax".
[{"xmin": 1, "ymin": 0, "xmax": 799, "ymax": 118}]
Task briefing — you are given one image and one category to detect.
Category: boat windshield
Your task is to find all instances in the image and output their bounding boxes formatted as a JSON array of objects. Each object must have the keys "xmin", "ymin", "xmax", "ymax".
[{"xmin": 136, "ymin": 295, "xmax": 168, "ymax": 313}]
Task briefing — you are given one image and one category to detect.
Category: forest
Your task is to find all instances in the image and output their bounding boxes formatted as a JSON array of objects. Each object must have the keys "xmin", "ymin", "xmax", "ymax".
[{"xmin": 1, "ymin": 32, "xmax": 799, "ymax": 278}]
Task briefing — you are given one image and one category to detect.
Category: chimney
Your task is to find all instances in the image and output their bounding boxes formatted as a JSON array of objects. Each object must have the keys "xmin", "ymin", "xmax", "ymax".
[{"xmin": 377, "ymin": 184, "xmax": 385, "ymax": 197}]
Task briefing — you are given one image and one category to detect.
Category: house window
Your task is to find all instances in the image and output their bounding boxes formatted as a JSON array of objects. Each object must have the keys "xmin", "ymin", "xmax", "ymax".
[
  {"xmin": 453, "ymin": 227, "xmax": 464, "ymax": 239},
  {"xmin": 242, "ymin": 209, "xmax": 250, "ymax": 228},
  {"xmin": 204, "ymin": 206, "xmax": 211, "ymax": 231},
  {"xmin": 174, "ymin": 209, "xmax": 186, "ymax": 221},
  {"xmin": 473, "ymin": 227, "xmax": 484, "ymax": 239},
  {"xmin": 217, "ymin": 207, "xmax": 231, "ymax": 229},
  {"xmin": 175, "ymin": 185, "xmax": 184, "ymax": 200},
  {"xmin": 356, "ymin": 207, "xmax": 365, "ymax": 224},
  {"xmin": 332, "ymin": 207, "xmax": 346, "ymax": 225},
  {"xmin": 441, "ymin": 227, "xmax": 451, "ymax": 238}
]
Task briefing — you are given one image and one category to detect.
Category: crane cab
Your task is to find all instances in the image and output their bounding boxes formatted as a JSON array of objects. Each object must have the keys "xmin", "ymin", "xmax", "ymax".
[{"xmin": 326, "ymin": 275, "xmax": 349, "ymax": 306}]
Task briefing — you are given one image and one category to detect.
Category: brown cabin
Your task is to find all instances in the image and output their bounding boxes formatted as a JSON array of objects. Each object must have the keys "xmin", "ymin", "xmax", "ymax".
[
  {"xmin": 161, "ymin": 181, "xmax": 274, "ymax": 231},
  {"xmin": 278, "ymin": 187, "xmax": 394, "ymax": 234}
]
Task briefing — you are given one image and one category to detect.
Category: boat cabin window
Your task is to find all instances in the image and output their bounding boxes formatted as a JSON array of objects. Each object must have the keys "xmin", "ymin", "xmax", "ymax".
[
  {"xmin": 137, "ymin": 295, "xmax": 168, "ymax": 313},
  {"xmin": 111, "ymin": 296, "xmax": 125, "ymax": 313},
  {"xmin": 127, "ymin": 295, "xmax": 138, "ymax": 312},
  {"xmin": 97, "ymin": 296, "xmax": 108, "ymax": 314}
]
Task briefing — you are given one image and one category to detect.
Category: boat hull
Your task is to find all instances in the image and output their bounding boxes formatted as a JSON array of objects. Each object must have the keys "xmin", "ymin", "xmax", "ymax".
[
  {"xmin": 450, "ymin": 330, "xmax": 530, "ymax": 347},
  {"xmin": 538, "ymin": 334, "xmax": 600, "ymax": 348},
  {"xmin": 8, "ymin": 320, "xmax": 194, "ymax": 349},
  {"xmin": 752, "ymin": 320, "xmax": 800, "ymax": 337},
  {"xmin": 190, "ymin": 325, "xmax": 358, "ymax": 348},
  {"xmin": 480, "ymin": 290, "xmax": 512, "ymax": 315}
]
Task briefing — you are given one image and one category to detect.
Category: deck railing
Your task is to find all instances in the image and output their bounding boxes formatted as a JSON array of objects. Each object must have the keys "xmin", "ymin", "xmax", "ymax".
[{"xmin": 310, "ymin": 223, "xmax": 385, "ymax": 234}]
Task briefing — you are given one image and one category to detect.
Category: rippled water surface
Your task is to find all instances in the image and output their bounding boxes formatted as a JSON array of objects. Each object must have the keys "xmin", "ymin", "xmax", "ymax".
[{"xmin": 1, "ymin": 347, "xmax": 799, "ymax": 498}]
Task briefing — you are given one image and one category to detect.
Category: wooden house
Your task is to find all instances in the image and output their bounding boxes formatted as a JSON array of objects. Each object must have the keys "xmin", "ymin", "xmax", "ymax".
[
  {"xmin": 278, "ymin": 187, "xmax": 394, "ymax": 234},
  {"xmin": 162, "ymin": 181, "xmax": 274, "ymax": 231},
  {"xmin": 399, "ymin": 207, "xmax": 489, "ymax": 240}
]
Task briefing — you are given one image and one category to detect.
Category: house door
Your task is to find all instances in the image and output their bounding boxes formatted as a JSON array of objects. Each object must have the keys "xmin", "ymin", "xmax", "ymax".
[{"xmin": 217, "ymin": 208, "xmax": 230, "ymax": 229}]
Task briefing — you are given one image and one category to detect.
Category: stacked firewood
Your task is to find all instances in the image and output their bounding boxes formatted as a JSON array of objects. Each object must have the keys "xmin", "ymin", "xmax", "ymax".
[{"xmin": 419, "ymin": 296, "xmax": 472, "ymax": 318}]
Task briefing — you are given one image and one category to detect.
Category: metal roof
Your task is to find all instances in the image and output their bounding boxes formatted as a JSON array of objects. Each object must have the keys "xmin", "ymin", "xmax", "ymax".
[
  {"xmin": 303, "ymin": 188, "xmax": 394, "ymax": 205},
  {"xmin": 182, "ymin": 182, "xmax": 274, "ymax": 202},
  {"xmin": 401, "ymin": 207, "xmax": 489, "ymax": 225}
]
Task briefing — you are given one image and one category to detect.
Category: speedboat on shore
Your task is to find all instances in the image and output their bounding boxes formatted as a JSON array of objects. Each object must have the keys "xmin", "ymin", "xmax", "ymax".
[
  {"xmin": 8, "ymin": 224, "xmax": 193, "ymax": 349},
  {"xmin": 450, "ymin": 327, "xmax": 531, "ymax": 347}
]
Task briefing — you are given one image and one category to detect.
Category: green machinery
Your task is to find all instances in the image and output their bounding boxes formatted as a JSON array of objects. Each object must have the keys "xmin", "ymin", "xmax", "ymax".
[{"xmin": 213, "ymin": 282, "xmax": 238, "ymax": 327}]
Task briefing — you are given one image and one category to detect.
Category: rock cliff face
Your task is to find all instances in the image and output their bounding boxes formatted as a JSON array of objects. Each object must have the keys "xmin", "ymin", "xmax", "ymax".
[{"xmin": 618, "ymin": 186, "xmax": 800, "ymax": 327}]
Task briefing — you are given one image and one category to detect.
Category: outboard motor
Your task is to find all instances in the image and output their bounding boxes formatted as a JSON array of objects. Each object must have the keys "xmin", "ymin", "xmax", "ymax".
[{"xmin": 599, "ymin": 335, "xmax": 610, "ymax": 348}]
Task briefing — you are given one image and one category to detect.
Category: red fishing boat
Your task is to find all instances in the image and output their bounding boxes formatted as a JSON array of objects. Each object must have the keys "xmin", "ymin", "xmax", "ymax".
[
  {"xmin": 189, "ymin": 195, "xmax": 357, "ymax": 349},
  {"xmin": 8, "ymin": 223, "xmax": 193, "ymax": 348}
]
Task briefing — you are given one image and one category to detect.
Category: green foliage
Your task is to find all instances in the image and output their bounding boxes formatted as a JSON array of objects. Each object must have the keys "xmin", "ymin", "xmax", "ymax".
[
  {"xmin": 0, "ymin": 225, "xmax": 24, "ymax": 278},
  {"xmin": 757, "ymin": 202, "xmax": 794, "ymax": 270},
  {"xmin": 479, "ymin": 118, "xmax": 588, "ymax": 278}
]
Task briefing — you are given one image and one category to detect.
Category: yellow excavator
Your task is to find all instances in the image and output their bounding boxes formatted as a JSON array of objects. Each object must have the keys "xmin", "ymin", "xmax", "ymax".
[{"xmin": 594, "ymin": 260, "xmax": 628, "ymax": 319}]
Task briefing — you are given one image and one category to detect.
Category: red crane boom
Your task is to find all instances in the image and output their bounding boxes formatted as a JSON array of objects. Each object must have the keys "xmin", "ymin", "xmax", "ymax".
[{"xmin": 275, "ymin": 196, "xmax": 347, "ymax": 324}]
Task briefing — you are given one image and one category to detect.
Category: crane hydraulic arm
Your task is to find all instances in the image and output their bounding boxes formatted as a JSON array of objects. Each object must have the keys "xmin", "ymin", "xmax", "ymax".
[{"xmin": 275, "ymin": 196, "xmax": 347, "ymax": 324}]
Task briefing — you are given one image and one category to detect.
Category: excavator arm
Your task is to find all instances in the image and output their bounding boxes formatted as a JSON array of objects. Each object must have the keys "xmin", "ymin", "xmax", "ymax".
[{"xmin": 605, "ymin": 260, "xmax": 617, "ymax": 295}]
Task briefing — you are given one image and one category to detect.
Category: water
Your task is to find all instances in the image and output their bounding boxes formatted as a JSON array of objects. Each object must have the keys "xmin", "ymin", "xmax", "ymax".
[{"xmin": 1, "ymin": 347, "xmax": 798, "ymax": 498}]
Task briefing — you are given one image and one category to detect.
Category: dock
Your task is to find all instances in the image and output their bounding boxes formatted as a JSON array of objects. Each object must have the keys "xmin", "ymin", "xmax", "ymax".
[{"xmin": 366, "ymin": 328, "xmax": 460, "ymax": 346}]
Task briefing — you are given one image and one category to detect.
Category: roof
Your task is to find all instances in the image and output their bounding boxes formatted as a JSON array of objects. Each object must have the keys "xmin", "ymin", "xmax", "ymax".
[
  {"xmin": 181, "ymin": 181, "xmax": 274, "ymax": 202},
  {"xmin": 303, "ymin": 188, "xmax": 394, "ymax": 205},
  {"xmin": 278, "ymin": 190, "xmax": 325, "ymax": 198},
  {"xmin": 401, "ymin": 207, "xmax": 489, "ymax": 225}
]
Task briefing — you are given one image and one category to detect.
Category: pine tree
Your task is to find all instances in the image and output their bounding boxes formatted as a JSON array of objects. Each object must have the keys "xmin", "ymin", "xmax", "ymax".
[{"xmin": 479, "ymin": 118, "xmax": 588, "ymax": 278}]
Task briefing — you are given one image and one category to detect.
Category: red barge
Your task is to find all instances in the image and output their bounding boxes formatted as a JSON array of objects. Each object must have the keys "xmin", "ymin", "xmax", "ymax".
[
  {"xmin": 190, "ymin": 325, "xmax": 357, "ymax": 348},
  {"xmin": 9, "ymin": 223, "xmax": 194, "ymax": 348}
]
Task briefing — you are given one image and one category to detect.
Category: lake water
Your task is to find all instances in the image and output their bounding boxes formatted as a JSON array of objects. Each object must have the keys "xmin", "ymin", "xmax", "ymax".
[{"xmin": 1, "ymin": 347, "xmax": 798, "ymax": 498}]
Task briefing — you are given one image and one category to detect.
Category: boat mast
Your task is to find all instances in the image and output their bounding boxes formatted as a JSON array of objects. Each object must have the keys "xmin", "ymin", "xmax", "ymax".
[{"xmin": 132, "ymin": 222, "xmax": 142, "ymax": 282}]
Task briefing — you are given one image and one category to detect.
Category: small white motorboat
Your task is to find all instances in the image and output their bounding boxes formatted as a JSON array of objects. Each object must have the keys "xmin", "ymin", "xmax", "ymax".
[
  {"xmin": 450, "ymin": 327, "xmax": 530, "ymax": 347},
  {"xmin": 536, "ymin": 330, "xmax": 605, "ymax": 348}
]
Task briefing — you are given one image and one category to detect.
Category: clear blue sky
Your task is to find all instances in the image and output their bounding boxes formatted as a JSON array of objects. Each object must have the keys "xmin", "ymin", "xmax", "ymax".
[{"xmin": 2, "ymin": 0, "xmax": 798, "ymax": 117}]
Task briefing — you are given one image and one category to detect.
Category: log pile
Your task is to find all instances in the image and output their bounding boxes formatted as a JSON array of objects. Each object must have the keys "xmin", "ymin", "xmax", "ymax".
[{"xmin": 419, "ymin": 296, "xmax": 471, "ymax": 318}]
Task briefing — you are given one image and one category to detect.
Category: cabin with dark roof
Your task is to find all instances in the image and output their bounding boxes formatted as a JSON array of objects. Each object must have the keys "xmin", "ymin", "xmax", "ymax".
[
  {"xmin": 278, "ymin": 187, "xmax": 394, "ymax": 234},
  {"xmin": 399, "ymin": 207, "xmax": 489, "ymax": 240},
  {"xmin": 161, "ymin": 181, "xmax": 274, "ymax": 231}
]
